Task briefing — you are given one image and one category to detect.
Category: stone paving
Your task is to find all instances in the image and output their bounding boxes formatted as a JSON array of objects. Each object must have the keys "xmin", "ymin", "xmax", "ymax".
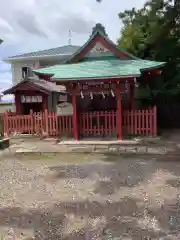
[
  {"xmin": 3, "ymin": 136, "xmax": 178, "ymax": 155},
  {"xmin": 0, "ymin": 151, "xmax": 180, "ymax": 239}
]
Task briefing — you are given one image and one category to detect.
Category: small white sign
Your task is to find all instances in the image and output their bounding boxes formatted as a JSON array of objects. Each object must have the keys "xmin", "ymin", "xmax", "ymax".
[
  {"xmin": 26, "ymin": 96, "xmax": 30, "ymax": 103},
  {"xmin": 21, "ymin": 96, "xmax": 25, "ymax": 103},
  {"xmin": 57, "ymin": 102, "xmax": 73, "ymax": 116},
  {"xmin": 21, "ymin": 95, "xmax": 42, "ymax": 103},
  {"xmin": 37, "ymin": 96, "xmax": 42, "ymax": 102},
  {"xmin": 32, "ymin": 96, "xmax": 36, "ymax": 102}
]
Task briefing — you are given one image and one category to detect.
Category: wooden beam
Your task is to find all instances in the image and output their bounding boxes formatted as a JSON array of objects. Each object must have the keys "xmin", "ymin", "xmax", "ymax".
[
  {"xmin": 15, "ymin": 93, "xmax": 21, "ymax": 114},
  {"xmin": 116, "ymin": 85, "xmax": 122, "ymax": 140},
  {"xmin": 72, "ymin": 89, "xmax": 79, "ymax": 140},
  {"xmin": 55, "ymin": 77, "xmax": 135, "ymax": 85},
  {"xmin": 67, "ymin": 85, "xmax": 126, "ymax": 95}
]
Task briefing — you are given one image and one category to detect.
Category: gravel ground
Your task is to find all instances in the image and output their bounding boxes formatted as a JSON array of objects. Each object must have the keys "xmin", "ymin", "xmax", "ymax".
[{"xmin": 0, "ymin": 153, "xmax": 180, "ymax": 239}]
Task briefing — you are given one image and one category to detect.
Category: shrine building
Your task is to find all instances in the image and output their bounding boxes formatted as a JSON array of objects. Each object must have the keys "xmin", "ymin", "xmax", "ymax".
[{"xmin": 3, "ymin": 24, "xmax": 165, "ymax": 140}]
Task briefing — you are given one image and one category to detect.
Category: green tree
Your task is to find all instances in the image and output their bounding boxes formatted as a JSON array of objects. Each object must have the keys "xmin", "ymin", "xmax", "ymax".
[{"xmin": 117, "ymin": 0, "xmax": 180, "ymax": 103}]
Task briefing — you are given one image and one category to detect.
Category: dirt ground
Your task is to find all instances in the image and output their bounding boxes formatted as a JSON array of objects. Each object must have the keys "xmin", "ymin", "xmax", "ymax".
[{"xmin": 0, "ymin": 152, "xmax": 180, "ymax": 239}]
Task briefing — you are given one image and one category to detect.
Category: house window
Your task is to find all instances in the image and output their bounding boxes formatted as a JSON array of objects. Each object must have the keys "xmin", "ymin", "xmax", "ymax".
[{"xmin": 22, "ymin": 66, "xmax": 34, "ymax": 79}]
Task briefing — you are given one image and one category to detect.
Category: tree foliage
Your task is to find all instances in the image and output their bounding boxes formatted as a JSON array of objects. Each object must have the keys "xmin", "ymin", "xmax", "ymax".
[{"xmin": 117, "ymin": 0, "xmax": 180, "ymax": 102}]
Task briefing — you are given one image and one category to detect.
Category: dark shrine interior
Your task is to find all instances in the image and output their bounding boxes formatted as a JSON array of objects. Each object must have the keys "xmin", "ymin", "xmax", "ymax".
[{"xmin": 22, "ymin": 102, "xmax": 43, "ymax": 115}]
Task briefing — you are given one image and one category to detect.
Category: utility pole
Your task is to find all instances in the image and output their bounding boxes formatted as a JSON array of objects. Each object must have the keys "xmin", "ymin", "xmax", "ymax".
[{"xmin": 68, "ymin": 30, "xmax": 72, "ymax": 46}]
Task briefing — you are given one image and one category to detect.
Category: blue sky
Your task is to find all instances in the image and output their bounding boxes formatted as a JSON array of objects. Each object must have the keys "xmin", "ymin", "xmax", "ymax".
[{"xmin": 0, "ymin": 0, "xmax": 146, "ymax": 101}]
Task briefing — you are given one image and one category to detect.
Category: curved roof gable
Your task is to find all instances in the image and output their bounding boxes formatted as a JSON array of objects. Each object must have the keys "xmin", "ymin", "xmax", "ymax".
[
  {"xmin": 33, "ymin": 23, "xmax": 166, "ymax": 81},
  {"xmin": 66, "ymin": 23, "xmax": 139, "ymax": 63}
]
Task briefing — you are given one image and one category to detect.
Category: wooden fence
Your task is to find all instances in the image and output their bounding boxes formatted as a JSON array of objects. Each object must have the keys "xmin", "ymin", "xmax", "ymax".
[
  {"xmin": 2, "ymin": 107, "xmax": 157, "ymax": 138},
  {"xmin": 3, "ymin": 110, "xmax": 73, "ymax": 138},
  {"xmin": 79, "ymin": 111, "xmax": 117, "ymax": 137},
  {"xmin": 123, "ymin": 106, "xmax": 157, "ymax": 136}
]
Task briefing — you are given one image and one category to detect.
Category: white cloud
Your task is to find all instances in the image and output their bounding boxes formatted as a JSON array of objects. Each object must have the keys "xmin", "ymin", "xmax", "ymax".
[
  {"xmin": 0, "ymin": 0, "xmax": 146, "ymax": 101},
  {"xmin": 0, "ymin": 72, "xmax": 12, "ymax": 86},
  {"xmin": 0, "ymin": 0, "xmax": 146, "ymax": 50},
  {"xmin": 0, "ymin": 18, "xmax": 13, "ymax": 34},
  {"xmin": 0, "ymin": 62, "xmax": 10, "ymax": 73},
  {"xmin": 0, "ymin": 62, "xmax": 12, "ymax": 100},
  {"xmin": 1, "ymin": 94, "xmax": 14, "ymax": 102}
]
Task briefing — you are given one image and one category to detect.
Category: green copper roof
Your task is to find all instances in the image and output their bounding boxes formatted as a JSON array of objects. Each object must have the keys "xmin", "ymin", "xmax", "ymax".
[{"xmin": 33, "ymin": 59, "xmax": 165, "ymax": 81}]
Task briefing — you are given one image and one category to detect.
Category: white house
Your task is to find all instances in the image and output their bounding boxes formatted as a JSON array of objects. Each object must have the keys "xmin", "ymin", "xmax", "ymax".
[
  {"xmin": 3, "ymin": 45, "xmax": 80, "ymax": 86},
  {"xmin": 3, "ymin": 45, "xmax": 80, "ymax": 114}
]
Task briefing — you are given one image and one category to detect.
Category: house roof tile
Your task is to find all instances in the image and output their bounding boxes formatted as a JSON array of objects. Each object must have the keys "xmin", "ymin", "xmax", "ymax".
[
  {"xmin": 3, "ymin": 78, "xmax": 66, "ymax": 95},
  {"xmin": 7, "ymin": 45, "xmax": 80, "ymax": 59}
]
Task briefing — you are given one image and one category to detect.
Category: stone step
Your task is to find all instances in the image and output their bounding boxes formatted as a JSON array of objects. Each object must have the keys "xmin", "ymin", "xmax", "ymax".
[
  {"xmin": 57, "ymin": 144, "xmax": 176, "ymax": 154},
  {"xmin": 1, "ymin": 145, "xmax": 177, "ymax": 156},
  {"xmin": 5, "ymin": 136, "xmax": 180, "ymax": 155}
]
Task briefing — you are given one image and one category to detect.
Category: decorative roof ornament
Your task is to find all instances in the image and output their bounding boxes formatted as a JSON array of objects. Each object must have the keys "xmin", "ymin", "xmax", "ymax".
[{"xmin": 91, "ymin": 23, "xmax": 108, "ymax": 37}]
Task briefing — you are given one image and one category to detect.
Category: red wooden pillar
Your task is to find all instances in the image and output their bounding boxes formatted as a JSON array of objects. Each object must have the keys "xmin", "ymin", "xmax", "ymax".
[
  {"xmin": 15, "ymin": 93, "xmax": 21, "ymax": 114},
  {"xmin": 72, "ymin": 91, "xmax": 78, "ymax": 140},
  {"xmin": 116, "ymin": 85, "xmax": 122, "ymax": 140},
  {"xmin": 130, "ymin": 84, "xmax": 135, "ymax": 109}
]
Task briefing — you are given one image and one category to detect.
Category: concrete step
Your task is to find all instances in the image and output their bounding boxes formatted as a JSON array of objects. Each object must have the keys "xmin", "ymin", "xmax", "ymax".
[{"xmin": 6, "ymin": 136, "xmax": 180, "ymax": 155}]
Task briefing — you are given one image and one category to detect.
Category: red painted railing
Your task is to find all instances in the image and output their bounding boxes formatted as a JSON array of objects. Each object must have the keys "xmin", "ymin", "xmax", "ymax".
[
  {"xmin": 2, "ymin": 107, "xmax": 157, "ymax": 138},
  {"xmin": 5, "ymin": 114, "xmax": 34, "ymax": 135},
  {"xmin": 79, "ymin": 111, "xmax": 117, "ymax": 137},
  {"xmin": 123, "ymin": 106, "xmax": 157, "ymax": 136},
  {"xmin": 3, "ymin": 110, "xmax": 73, "ymax": 138}
]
